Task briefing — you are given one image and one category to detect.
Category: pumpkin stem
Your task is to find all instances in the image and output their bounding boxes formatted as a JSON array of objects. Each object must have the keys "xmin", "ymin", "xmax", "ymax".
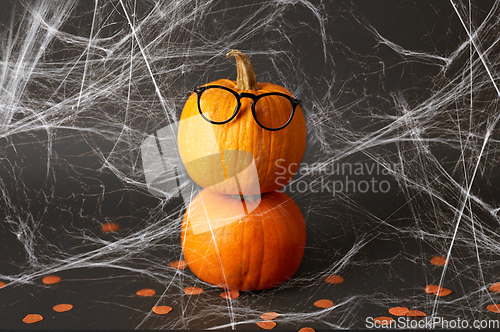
[{"xmin": 226, "ymin": 50, "xmax": 259, "ymax": 91}]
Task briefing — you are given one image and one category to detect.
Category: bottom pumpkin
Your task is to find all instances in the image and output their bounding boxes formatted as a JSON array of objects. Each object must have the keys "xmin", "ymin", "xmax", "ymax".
[{"xmin": 181, "ymin": 189, "xmax": 306, "ymax": 291}]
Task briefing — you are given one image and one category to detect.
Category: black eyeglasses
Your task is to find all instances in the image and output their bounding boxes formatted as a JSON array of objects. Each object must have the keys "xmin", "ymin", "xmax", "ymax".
[{"xmin": 193, "ymin": 85, "xmax": 301, "ymax": 131}]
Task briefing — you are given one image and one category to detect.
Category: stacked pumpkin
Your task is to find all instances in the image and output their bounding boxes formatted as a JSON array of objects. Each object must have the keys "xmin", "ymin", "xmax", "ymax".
[{"xmin": 177, "ymin": 50, "xmax": 307, "ymax": 291}]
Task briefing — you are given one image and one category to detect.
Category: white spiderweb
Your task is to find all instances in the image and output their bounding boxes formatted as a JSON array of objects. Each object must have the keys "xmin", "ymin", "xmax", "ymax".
[{"xmin": 1, "ymin": 0, "xmax": 500, "ymax": 329}]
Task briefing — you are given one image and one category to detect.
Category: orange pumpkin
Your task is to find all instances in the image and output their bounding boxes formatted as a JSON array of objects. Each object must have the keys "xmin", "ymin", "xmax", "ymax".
[
  {"xmin": 181, "ymin": 189, "xmax": 306, "ymax": 291},
  {"xmin": 177, "ymin": 50, "xmax": 306, "ymax": 194}
]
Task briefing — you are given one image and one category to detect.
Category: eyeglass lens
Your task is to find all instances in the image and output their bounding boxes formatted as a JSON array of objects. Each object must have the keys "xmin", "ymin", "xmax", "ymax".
[
  {"xmin": 199, "ymin": 88, "xmax": 238, "ymax": 123},
  {"xmin": 253, "ymin": 95, "xmax": 293, "ymax": 130}
]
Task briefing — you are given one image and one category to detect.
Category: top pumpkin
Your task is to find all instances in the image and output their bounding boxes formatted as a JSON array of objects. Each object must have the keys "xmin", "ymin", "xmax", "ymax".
[{"xmin": 177, "ymin": 50, "xmax": 306, "ymax": 195}]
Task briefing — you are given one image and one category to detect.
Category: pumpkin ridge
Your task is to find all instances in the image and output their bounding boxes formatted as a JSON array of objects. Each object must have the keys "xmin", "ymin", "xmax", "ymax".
[
  {"xmin": 274, "ymin": 97, "xmax": 288, "ymax": 189},
  {"xmin": 259, "ymin": 194, "xmax": 279, "ymax": 289},
  {"xmin": 218, "ymin": 96, "xmax": 230, "ymax": 172},
  {"xmin": 239, "ymin": 203, "xmax": 246, "ymax": 290},
  {"xmin": 234, "ymin": 99, "xmax": 242, "ymax": 187},
  {"xmin": 280, "ymin": 195, "xmax": 296, "ymax": 280},
  {"xmin": 263, "ymin": 99, "xmax": 275, "ymax": 190},
  {"xmin": 282, "ymin": 99, "xmax": 293, "ymax": 179},
  {"xmin": 250, "ymin": 99, "xmax": 257, "ymax": 192},
  {"xmin": 255, "ymin": 198, "xmax": 267, "ymax": 290},
  {"xmin": 271, "ymin": 197, "xmax": 286, "ymax": 287},
  {"xmin": 277, "ymin": 195, "xmax": 296, "ymax": 281},
  {"xmin": 253, "ymin": 107, "xmax": 262, "ymax": 189},
  {"xmin": 222, "ymin": 222, "xmax": 237, "ymax": 288},
  {"xmin": 273, "ymin": 97, "xmax": 286, "ymax": 189}
]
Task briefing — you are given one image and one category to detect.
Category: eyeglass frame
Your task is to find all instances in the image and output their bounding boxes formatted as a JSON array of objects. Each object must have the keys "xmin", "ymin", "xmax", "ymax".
[{"xmin": 193, "ymin": 85, "xmax": 301, "ymax": 131}]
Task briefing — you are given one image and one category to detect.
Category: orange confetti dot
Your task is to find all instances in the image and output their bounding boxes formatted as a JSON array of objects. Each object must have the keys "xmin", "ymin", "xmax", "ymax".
[
  {"xmin": 406, "ymin": 310, "xmax": 427, "ymax": 317},
  {"xmin": 430, "ymin": 255, "xmax": 448, "ymax": 266},
  {"xmin": 169, "ymin": 260, "xmax": 187, "ymax": 270},
  {"xmin": 314, "ymin": 299, "xmax": 333, "ymax": 308},
  {"xmin": 53, "ymin": 304, "xmax": 73, "ymax": 312},
  {"xmin": 184, "ymin": 287, "xmax": 203, "ymax": 295},
  {"xmin": 424, "ymin": 284, "xmax": 441, "ymax": 294},
  {"xmin": 374, "ymin": 317, "xmax": 394, "ymax": 325},
  {"xmin": 136, "ymin": 288, "xmax": 156, "ymax": 297},
  {"xmin": 298, "ymin": 328, "xmax": 315, "ymax": 332},
  {"xmin": 0, "ymin": 281, "xmax": 5, "ymax": 288},
  {"xmin": 489, "ymin": 283, "xmax": 500, "ymax": 292},
  {"xmin": 23, "ymin": 314, "xmax": 43, "ymax": 324},
  {"xmin": 152, "ymin": 306, "xmax": 172, "ymax": 314},
  {"xmin": 388, "ymin": 307, "xmax": 409, "ymax": 316},
  {"xmin": 256, "ymin": 321, "xmax": 277, "ymax": 329},
  {"xmin": 260, "ymin": 312, "xmax": 280, "ymax": 320},
  {"xmin": 101, "ymin": 222, "xmax": 120, "ymax": 232},
  {"xmin": 435, "ymin": 287, "xmax": 452, "ymax": 296},
  {"xmin": 324, "ymin": 275, "xmax": 344, "ymax": 284},
  {"xmin": 42, "ymin": 275, "xmax": 61, "ymax": 285},
  {"xmin": 424, "ymin": 284, "xmax": 452, "ymax": 296},
  {"xmin": 487, "ymin": 304, "xmax": 500, "ymax": 313},
  {"xmin": 220, "ymin": 290, "xmax": 240, "ymax": 299}
]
